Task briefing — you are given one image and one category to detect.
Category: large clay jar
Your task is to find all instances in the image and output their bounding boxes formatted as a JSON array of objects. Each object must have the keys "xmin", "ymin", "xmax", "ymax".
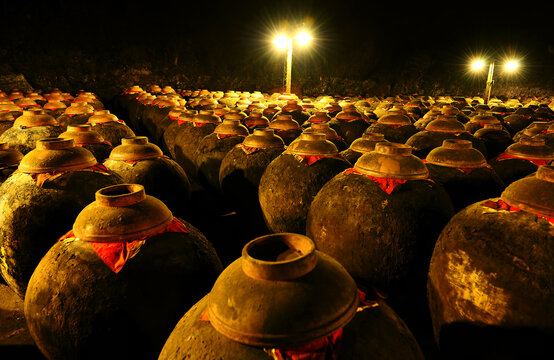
[
  {"xmin": 161, "ymin": 109, "xmax": 196, "ymax": 158},
  {"xmin": 103, "ymin": 137, "xmax": 191, "ymax": 217},
  {"xmin": 194, "ymin": 119, "xmax": 249, "ymax": 192},
  {"xmin": 301, "ymin": 110, "xmax": 332, "ymax": 128},
  {"xmin": 268, "ymin": 113, "xmax": 302, "ymax": 145},
  {"xmin": 142, "ymin": 96, "xmax": 182, "ymax": 143},
  {"xmin": 425, "ymin": 139, "xmax": 505, "ymax": 212},
  {"xmin": 503, "ymin": 111, "xmax": 534, "ymax": 133},
  {"xmin": 306, "ymin": 142, "xmax": 455, "ymax": 347},
  {"xmin": 366, "ymin": 110, "xmax": 418, "ymax": 144},
  {"xmin": 259, "ymin": 133, "xmax": 351, "ymax": 234},
  {"xmin": 24, "ymin": 183, "xmax": 223, "ymax": 360},
  {"xmin": 56, "ymin": 101, "xmax": 95, "ymax": 127},
  {"xmin": 0, "ymin": 109, "xmax": 65, "ymax": 154},
  {"xmin": 87, "ymin": 110, "xmax": 136, "ymax": 147},
  {"xmin": 0, "ymin": 142, "xmax": 23, "ymax": 184},
  {"xmin": 0, "ymin": 111, "xmax": 15, "ymax": 136},
  {"xmin": 43, "ymin": 99, "xmax": 67, "ymax": 119},
  {"xmin": 0, "ymin": 138, "xmax": 121, "ymax": 298},
  {"xmin": 473, "ymin": 123, "xmax": 514, "ymax": 159},
  {"xmin": 59, "ymin": 124, "xmax": 114, "ymax": 162},
  {"xmin": 173, "ymin": 110, "xmax": 221, "ymax": 182},
  {"xmin": 219, "ymin": 129, "xmax": 285, "ymax": 237},
  {"xmin": 159, "ymin": 233, "xmax": 424, "ymax": 360},
  {"xmin": 242, "ymin": 110, "xmax": 269, "ymax": 132},
  {"xmin": 489, "ymin": 136, "xmax": 554, "ymax": 186},
  {"xmin": 464, "ymin": 110, "xmax": 502, "ymax": 134},
  {"xmin": 303, "ymin": 122, "xmax": 349, "ymax": 151},
  {"xmin": 427, "ymin": 165, "xmax": 554, "ymax": 359},
  {"xmin": 340, "ymin": 132, "xmax": 388, "ymax": 164},
  {"xmin": 513, "ymin": 120, "xmax": 550, "ymax": 142},
  {"xmin": 327, "ymin": 105, "xmax": 369, "ymax": 145},
  {"xmin": 405, "ymin": 114, "xmax": 486, "ymax": 159}
]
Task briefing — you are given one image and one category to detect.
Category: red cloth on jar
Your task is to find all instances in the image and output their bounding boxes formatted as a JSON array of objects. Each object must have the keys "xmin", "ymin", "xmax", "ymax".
[
  {"xmin": 58, "ymin": 218, "xmax": 189, "ymax": 273},
  {"xmin": 495, "ymin": 152, "xmax": 550, "ymax": 166}
]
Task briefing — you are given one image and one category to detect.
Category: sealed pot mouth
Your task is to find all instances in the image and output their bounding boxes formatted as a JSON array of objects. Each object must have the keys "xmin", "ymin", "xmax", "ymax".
[{"xmin": 242, "ymin": 233, "xmax": 318, "ymax": 281}]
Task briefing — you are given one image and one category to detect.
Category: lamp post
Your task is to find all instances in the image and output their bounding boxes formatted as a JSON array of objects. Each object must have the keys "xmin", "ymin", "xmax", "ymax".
[
  {"xmin": 273, "ymin": 31, "xmax": 313, "ymax": 94},
  {"xmin": 471, "ymin": 58, "xmax": 519, "ymax": 104}
]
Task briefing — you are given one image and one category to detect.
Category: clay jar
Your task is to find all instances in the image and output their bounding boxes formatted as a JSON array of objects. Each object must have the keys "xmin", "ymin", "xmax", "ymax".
[
  {"xmin": 0, "ymin": 142, "xmax": 23, "ymax": 183},
  {"xmin": 489, "ymin": 136, "xmax": 554, "ymax": 186},
  {"xmin": 58, "ymin": 124, "xmax": 114, "ymax": 162},
  {"xmin": 464, "ymin": 110, "xmax": 502, "ymax": 134},
  {"xmin": 425, "ymin": 139, "xmax": 505, "ymax": 212},
  {"xmin": 103, "ymin": 137, "xmax": 191, "ymax": 217},
  {"xmin": 258, "ymin": 133, "xmax": 351, "ymax": 234},
  {"xmin": 301, "ymin": 110, "xmax": 331, "ymax": 128},
  {"xmin": 427, "ymin": 165, "xmax": 554, "ymax": 358},
  {"xmin": 0, "ymin": 109, "xmax": 65, "ymax": 154},
  {"xmin": 327, "ymin": 105, "xmax": 369, "ymax": 145},
  {"xmin": 57, "ymin": 101, "xmax": 95, "ymax": 126},
  {"xmin": 405, "ymin": 114, "xmax": 487, "ymax": 159},
  {"xmin": 194, "ymin": 119, "xmax": 249, "ymax": 192},
  {"xmin": 303, "ymin": 122, "xmax": 349, "ymax": 151},
  {"xmin": 219, "ymin": 128, "xmax": 285, "ymax": 234},
  {"xmin": 43, "ymin": 99, "xmax": 67, "ymax": 119},
  {"xmin": 306, "ymin": 142, "xmax": 455, "ymax": 341},
  {"xmin": 473, "ymin": 123, "xmax": 514, "ymax": 159},
  {"xmin": 268, "ymin": 114, "xmax": 302, "ymax": 145},
  {"xmin": 173, "ymin": 110, "xmax": 221, "ymax": 182},
  {"xmin": 87, "ymin": 110, "xmax": 136, "ymax": 147},
  {"xmin": 159, "ymin": 233, "xmax": 424, "ymax": 360},
  {"xmin": 340, "ymin": 132, "xmax": 388, "ymax": 164},
  {"xmin": 142, "ymin": 96, "xmax": 182, "ymax": 143},
  {"xmin": 0, "ymin": 138, "xmax": 121, "ymax": 298},
  {"xmin": 24, "ymin": 184, "xmax": 223, "ymax": 360},
  {"xmin": 0, "ymin": 111, "xmax": 15, "ymax": 137},
  {"xmin": 161, "ymin": 109, "xmax": 196, "ymax": 159},
  {"xmin": 242, "ymin": 111, "xmax": 269, "ymax": 131},
  {"xmin": 366, "ymin": 111, "xmax": 418, "ymax": 144}
]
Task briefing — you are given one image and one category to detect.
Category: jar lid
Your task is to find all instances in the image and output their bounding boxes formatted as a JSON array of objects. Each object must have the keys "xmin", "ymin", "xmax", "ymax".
[
  {"xmin": 426, "ymin": 139, "xmax": 487, "ymax": 169},
  {"xmin": 193, "ymin": 109, "xmax": 221, "ymax": 124},
  {"xmin": 285, "ymin": 133, "xmax": 338, "ymax": 156},
  {"xmin": 350, "ymin": 132, "xmax": 388, "ymax": 153},
  {"xmin": 377, "ymin": 112, "xmax": 412, "ymax": 126},
  {"xmin": 64, "ymin": 102, "xmax": 95, "ymax": 116},
  {"xmin": 354, "ymin": 142, "xmax": 429, "ymax": 179},
  {"xmin": 425, "ymin": 114, "xmax": 466, "ymax": 133},
  {"xmin": 307, "ymin": 111, "xmax": 331, "ymax": 123},
  {"xmin": 214, "ymin": 119, "xmax": 249, "ymax": 136},
  {"xmin": 72, "ymin": 184, "xmax": 174, "ymax": 243},
  {"xmin": 242, "ymin": 128, "xmax": 285, "ymax": 149},
  {"xmin": 108, "ymin": 136, "xmax": 164, "ymax": 161},
  {"xmin": 15, "ymin": 98, "xmax": 38, "ymax": 107},
  {"xmin": 505, "ymin": 136, "xmax": 554, "ymax": 160},
  {"xmin": 269, "ymin": 114, "xmax": 301, "ymax": 131},
  {"xmin": 88, "ymin": 110, "xmax": 120, "ymax": 125},
  {"xmin": 13, "ymin": 109, "xmax": 58, "ymax": 128},
  {"xmin": 303, "ymin": 122, "xmax": 340, "ymax": 140},
  {"xmin": 335, "ymin": 106, "xmax": 361, "ymax": 121},
  {"xmin": 501, "ymin": 165, "xmax": 554, "ymax": 218},
  {"xmin": 59, "ymin": 124, "xmax": 107, "ymax": 145},
  {"xmin": 0, "ymin": 101, "xmax": 21, "ymax": 112},
  {"xmin": 18, "ymin": 138, "xmax": 97, "ymax": 173},
  {"xmin": 522, "ymin": 121, "xmax": 550, "ymax": 137},
  {"xmin": 469, "ymin": 111, "xmax": 500, "ymax": 125},
  {"xmin": 0, "ymin": 143, "xmax": 23, "ymax": 167},
  {"xmin": 43, "ymin": 100, "xmax": 67, "ymax": 110},
  {"xmin": 207, "ymin": 233, "xmax": 359, "ymax": 347}
]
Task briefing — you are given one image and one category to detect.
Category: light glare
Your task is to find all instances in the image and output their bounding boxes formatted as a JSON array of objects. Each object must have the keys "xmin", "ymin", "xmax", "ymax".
[
  {"xmin": 273, "ymin": 34, "xmax": 288, "ymax": 50},
  {"xmin": 505, "ymin": 60, "xmax": 519, "ymax": 72},
  {"xmin": 295, "ymin": 31, "xmax": 313, "ymax": 46},
  {"xmin": 471, "ymin": 60, "xmax": 485, "ymax": 71}
]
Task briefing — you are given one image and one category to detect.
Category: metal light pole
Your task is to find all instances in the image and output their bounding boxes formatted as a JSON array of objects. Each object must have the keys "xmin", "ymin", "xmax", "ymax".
[
  {"xmin": 274, "ymin": 31, "xmax": 312, "ymax": 94},
  {"xmin": 484, "ymin": 61, "xmax": 495, "ymax": 104},
  {"xmin": 472, "ymin": 58, "xmax": 519, "ymax": 104}
]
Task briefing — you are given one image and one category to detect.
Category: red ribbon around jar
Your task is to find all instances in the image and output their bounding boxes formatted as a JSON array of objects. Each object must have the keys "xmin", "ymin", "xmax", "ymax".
[
  {"xmin": 481, "ymin": 198, "xmax": 554, "ymax": 225},
  {"xmin": 495, "ymin": 152, "xmax": 550, "ymax": 166},
  {"xmin": 58, "ymin": 217, "xmax": 190, "ymax": 273}
]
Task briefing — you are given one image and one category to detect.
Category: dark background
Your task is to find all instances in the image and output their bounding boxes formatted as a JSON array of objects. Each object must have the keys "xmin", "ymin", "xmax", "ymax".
[{"xmin": 1, "ymin": 0, "xmax": 553, "ymax": 100}]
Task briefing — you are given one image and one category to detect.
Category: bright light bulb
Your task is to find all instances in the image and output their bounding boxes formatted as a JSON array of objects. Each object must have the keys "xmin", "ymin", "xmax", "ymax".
[
  {"xmin": 273, "ymin": 34, "xmax": 288, "ymax": 50},
  {"xmin": 471, "ymin": 60, "xmax": 485, "ymax": 71},
  {"xmin": 505, "ymin": 60, "xmax": 519, "ymax": 72},
  {"xmin": 295, "ymin": 31, "xmax": 313, "ymax": 46}
]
